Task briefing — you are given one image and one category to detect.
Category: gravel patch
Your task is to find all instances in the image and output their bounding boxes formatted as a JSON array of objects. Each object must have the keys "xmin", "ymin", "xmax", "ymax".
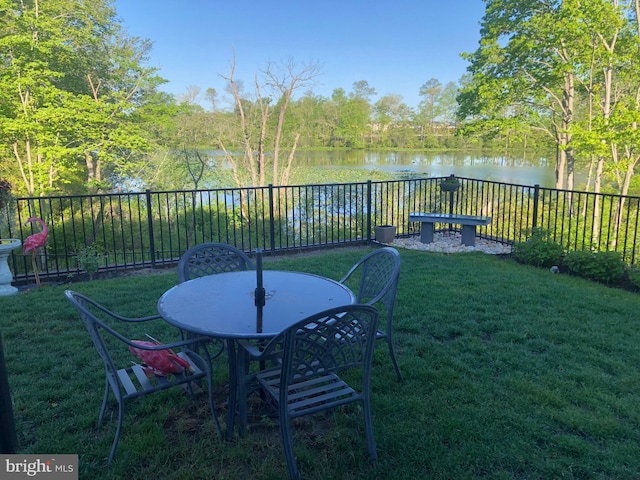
[{"xmin": 389, "ymin": 232, "xmax": 512, "ymax": 255}]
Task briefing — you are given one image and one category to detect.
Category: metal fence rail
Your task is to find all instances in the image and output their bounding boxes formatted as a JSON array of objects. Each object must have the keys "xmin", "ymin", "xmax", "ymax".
[{"xmin": 2, "ymin": 177, "xmax": 639, "ymax": 284}]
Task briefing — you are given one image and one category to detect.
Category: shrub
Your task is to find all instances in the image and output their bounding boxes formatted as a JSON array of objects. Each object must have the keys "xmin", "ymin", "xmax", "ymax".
[
  {"xmin": 512, "ymin": 228, "xmax": 564, "ymax": 268},
  {"xmin": 564, "ymin": 250, "xmax": 626, "ymax": 285},
  {"xmin": 627, "ymin": 266, "xmax": 640, "ymax": 290},
  {"xmin": 76, "ymin": 244, "xmax": 103, "ymax": 280}
]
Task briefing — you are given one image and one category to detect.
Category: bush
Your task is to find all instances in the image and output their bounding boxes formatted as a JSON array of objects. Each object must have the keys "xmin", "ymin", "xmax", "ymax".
[
  {"xmin": 564, "ymin": 250, "xmax": 626, "ymax": 285},
  {"xmin": 76, "ymin": 244, "xmax": 103, "ymax": 280},
  {"xmin": 512, "ymin": 228, "xmax": 565, "ymax": 268},
  {"xmin": 627, "ymin": 266, "xmax": 640, "ymax": 290}
]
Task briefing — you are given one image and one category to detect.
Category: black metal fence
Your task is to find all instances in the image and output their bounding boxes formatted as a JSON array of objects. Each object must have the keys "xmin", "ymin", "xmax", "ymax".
[{"xmin": 2, "ymin": 176, "xmax": 639, "ymax": 284}]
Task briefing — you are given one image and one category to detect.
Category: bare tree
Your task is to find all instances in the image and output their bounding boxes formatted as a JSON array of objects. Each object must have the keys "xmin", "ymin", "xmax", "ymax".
[
  {"xmin": 218, "ymin": 58, "xmax": 262, "ymax": 187},
  {"xmin": 205, "ymin": 87, "xmax": 218, "ymax": 111},
  {"xmin": 183, "ymin": 147, "xmax": 205, "ymax": 190},
  {"xmin": 179, "ymin": 85, "xmax": 202, "ymax": 105},
  {"xmin": 264, "ymin": 59, "xmax": 320, "ymax": 185},
  {"xmin": 218, "ymin": 53, "xmax": 321, "ymax": 187}
]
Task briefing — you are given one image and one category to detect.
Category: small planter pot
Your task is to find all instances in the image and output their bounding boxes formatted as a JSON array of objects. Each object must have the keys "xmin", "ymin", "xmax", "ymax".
[
  {"xmin": 0, "ymin": 239, "xmax": 21, "ymax": 296},
  {"xmin": 440, "ymin": 181, "xmax": 460, "ymax": 192},
  {"xmin": 374, "ymin": 225, "xmax": 396, "ymax": 244}
]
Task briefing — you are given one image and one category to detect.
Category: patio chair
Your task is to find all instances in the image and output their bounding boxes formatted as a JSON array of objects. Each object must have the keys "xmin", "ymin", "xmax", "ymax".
[
  {"xmin": 177, "ymin": 242, "xmax": 254, "ymax": 283},
  {"xmin": 237, "ymin": 304, "xmax": 380, "ymax": 480},
  {"xmin": 177, "ymin": 242, "xmax": 255, "ymax": 352},
  {"xmin": 339, "ymin": 247, "xmax": 403, "ymax": 381},
  {"xmin": 65, "ymin": 290, "xmax": 222, "ymax": 464}
]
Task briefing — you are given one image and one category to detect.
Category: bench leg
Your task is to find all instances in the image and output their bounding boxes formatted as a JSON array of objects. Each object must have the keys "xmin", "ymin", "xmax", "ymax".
[
  {"xmin": 419, "ymin": 222, "xmax": 435, "ymax": 243},
  {"xmin": 461, "ymin": 225, "xmax": 477, "ymax": 246}
]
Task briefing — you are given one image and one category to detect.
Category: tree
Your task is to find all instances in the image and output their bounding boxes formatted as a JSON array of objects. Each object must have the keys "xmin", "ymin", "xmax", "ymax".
[
  {"xmin": 438, "ymin": 82, "xmax": 459, "ymax": 128},
  {"xmin": 178, "ymin": 85, "xmax": 202, "ymax": 106},
  {"xmin": 458, "ymin": 0, "xmax": 640, "ymax": 195},
  {"xmin": 417, "ymin": 79, "xmax": 459, "ymax": 144},
  {"xmin": 205, "ymin": 87, "xmax": 218, "ymax": 111},
  {"xmin": 264, "ymin": 59, "xmax": 321, "ymax": 185},
  {"xmin": 568, "ymin": 0, "xmax": 640, "ymax": 245},
  {"xmin": 417, "ymin": 78, "xmax": 442, "ymax": 136},
  {"xmin": 218, "ymin": 55, "xmax": 321, "ymax": 187},
  {"xmin": 76, "ymin": 34, "xmax": 162, "ymax": 192},
  {"xmin": 350, "ymin": 80, "xmax": 376, "ymax": 101},
  {"xmin": 373, "ymin": 95, "xmax": 414, "ymax": 147},
  {"xmin": 285, "ymin": 92, "xmax": 331, "ymax": 147},
  {"xmin": 328, "ymin": 82, "xmax": 374, "ymax": 148},
  {"xmin": 459, "ymin": 0, "xmax": 640, "ymax": 247},
  {"xmin": 458, "ymin": 0, "xmax": 589, "ymax": 189},
  {"xmin": 0, "ymin": 0, "xmax": 163, "ymax": 196}
]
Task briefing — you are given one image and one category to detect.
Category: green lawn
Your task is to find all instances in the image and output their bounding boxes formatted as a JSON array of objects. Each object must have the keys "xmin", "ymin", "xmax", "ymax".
[{"xmin": 2, "ymin": 247, "xmax": 640, "ymax": 479}]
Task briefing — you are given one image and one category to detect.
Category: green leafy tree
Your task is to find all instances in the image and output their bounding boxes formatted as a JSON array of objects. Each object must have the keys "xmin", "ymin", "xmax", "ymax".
[
  {"xmin": 329, "ymin": 82, "xmax": 373, "ymax": 148},
  {"xmin": 0, "ymin": 0, "xmax": 163, "ymax": 196},
  {"xmin": 459, "ymin": 0, "xmax": 640, "ymax": 196},
  {"xmin": 457, "ymin": 0, "xmax": 592, "ymax": 189},
  {"xmin": 569, "ymin": 0, "xmax": 640, "ymax": 246},
  {"xmin": 417, "ymin": 79, "xmax": 459, "ymax": 146},
  {"xmin": 417, "ymin": 78, "xmax": 442, "ymax": 137},
  {"xmin": 438, "ymin": 81, "xmax": 459, "ymax": 128},
  {"xmin": 350, "ymin": 80, "xmax": 376, "ymax": 101},
  {"xmin": 289, "ymin": 92, "xmax": 333, "ymax": 147},
  {"xmin": 373, "ymin": 94, "xmax": 415, "ymax": 148},
  {"xmin": 459, "ymin": 0, "xmax": 640, "ymax": 248}
]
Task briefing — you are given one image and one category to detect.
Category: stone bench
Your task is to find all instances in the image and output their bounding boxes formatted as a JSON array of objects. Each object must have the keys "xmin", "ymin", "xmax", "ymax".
[{"xmin": 408, "ymin": 213, "xmax": 492, "ymax": 247}]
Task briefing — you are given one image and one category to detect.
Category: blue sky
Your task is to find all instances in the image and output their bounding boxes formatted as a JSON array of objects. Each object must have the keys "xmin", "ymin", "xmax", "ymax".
[{"xmin": 114, "ymin": 1, "xmax": 485, "ymax": 109}]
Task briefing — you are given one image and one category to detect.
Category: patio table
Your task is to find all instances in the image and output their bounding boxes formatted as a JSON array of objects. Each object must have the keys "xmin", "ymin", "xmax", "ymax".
[{"xmin": 157, "ymin": 270, "xmax": 355, "ymax": 438}]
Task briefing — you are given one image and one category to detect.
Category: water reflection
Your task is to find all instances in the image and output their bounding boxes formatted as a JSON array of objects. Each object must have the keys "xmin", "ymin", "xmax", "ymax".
[
  {"xmin": 294, "ymin": 151, "xmax": 582, "ymax": 188},
  {"xmin": 214, "ymin": 150, "xmax": 584, "ymax": 188}
]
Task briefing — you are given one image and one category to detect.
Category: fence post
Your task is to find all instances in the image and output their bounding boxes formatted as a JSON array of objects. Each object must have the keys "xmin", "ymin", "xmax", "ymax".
[
  {"xmin": 532, "ymin": 184, "xmax": 540, "ymax": 230},
  {"xmin": 145, "ymin": 190, "xmax": 156, "ymax": 268},
  {"xmin": 268, "ymin": 184, "xmax": 276, "ymax": 253},
  {"xmin": 0, "ymin": 333, "xmax": 18, "ymax": 454},
  {"xmin": 366, "ymin": 180, "xmax": 372, "ymax": 242}
]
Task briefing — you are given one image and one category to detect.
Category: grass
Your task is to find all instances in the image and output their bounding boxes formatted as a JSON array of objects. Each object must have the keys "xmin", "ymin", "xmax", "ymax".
[{"xmin": 2, "ymin": 247, "xmax": 640, "ymax": 479}]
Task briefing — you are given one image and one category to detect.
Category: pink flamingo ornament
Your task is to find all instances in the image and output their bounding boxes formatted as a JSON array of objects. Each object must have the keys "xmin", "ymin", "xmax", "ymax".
[{"xmin": 22, "ymin": 216, "xmax": 48, "ymax": 286}]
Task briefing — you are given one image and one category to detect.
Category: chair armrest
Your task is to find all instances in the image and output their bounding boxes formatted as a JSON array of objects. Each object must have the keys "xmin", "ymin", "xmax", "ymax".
[
  {"xmin": 237, "ymin": 338, "xmax": 284, "ymax": 365},
  {"xmin": 236, "ymin": 339, "xmax": 264, "ymax": 359},
  {"xmin": 89, "ymin": 297, "xmax": 162, "ymax": 323},
  {"xmin": 111, "ymin": 313, "xmax": 163, "ymax": 323},
  {"xmin": 338, "ymin": 268, "xmax": 355, "ymax": 285},
  {"xmin": 126, "ymin": 335, "xmax": 212, "ymax": 351}
]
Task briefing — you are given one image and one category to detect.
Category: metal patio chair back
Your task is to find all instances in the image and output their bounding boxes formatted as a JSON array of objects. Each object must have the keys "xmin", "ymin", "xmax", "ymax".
[
  {"xmin": 177, "ymin": 242, "xmax": 255, "ymax": 350},
  {"xmin": 177, "ymin": 242, "xmax": 254, "ymax": 283},
  {"xmin": 65, "ymin": 290, "xmax": 222, "ymax": 464},
  {"xmin": 339, "ymin": 247, "xmax": 403, "ymax": 380},
  {"xmin": 238, "ymin": 304, "xmax": 379, "ymax": 480}
]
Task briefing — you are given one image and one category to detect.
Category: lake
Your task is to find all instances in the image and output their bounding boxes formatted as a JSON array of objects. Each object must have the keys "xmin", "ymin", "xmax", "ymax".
[{"xmin": 292, "ymin": 151, "xmax": 573, "ymax": 188}]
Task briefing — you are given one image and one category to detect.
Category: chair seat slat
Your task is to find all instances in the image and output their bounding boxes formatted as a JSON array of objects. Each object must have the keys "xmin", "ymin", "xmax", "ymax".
[
  {"xmin": 178, "ymin": 351, "xmax": 202, "ymax": 374},
  {"xmin": 131, "ymin": 364, "xmax": 155, "ymax": 390},
  {"xmin": 117, "ymin": 368, "xmax": 138, "ymax": 395},
  {"xmin": 288, "ymin": 387, "xmax": 357, "ymax": 411},
  {"xmin": 289, "ymin": 392, "xmax": 359, "ymax": 416}
]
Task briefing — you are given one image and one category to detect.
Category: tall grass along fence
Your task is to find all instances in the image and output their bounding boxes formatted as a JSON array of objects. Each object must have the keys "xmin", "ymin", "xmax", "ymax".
[{"xmin": 2, "ymin": 177, "xmax": 639, "ymax": 284}]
